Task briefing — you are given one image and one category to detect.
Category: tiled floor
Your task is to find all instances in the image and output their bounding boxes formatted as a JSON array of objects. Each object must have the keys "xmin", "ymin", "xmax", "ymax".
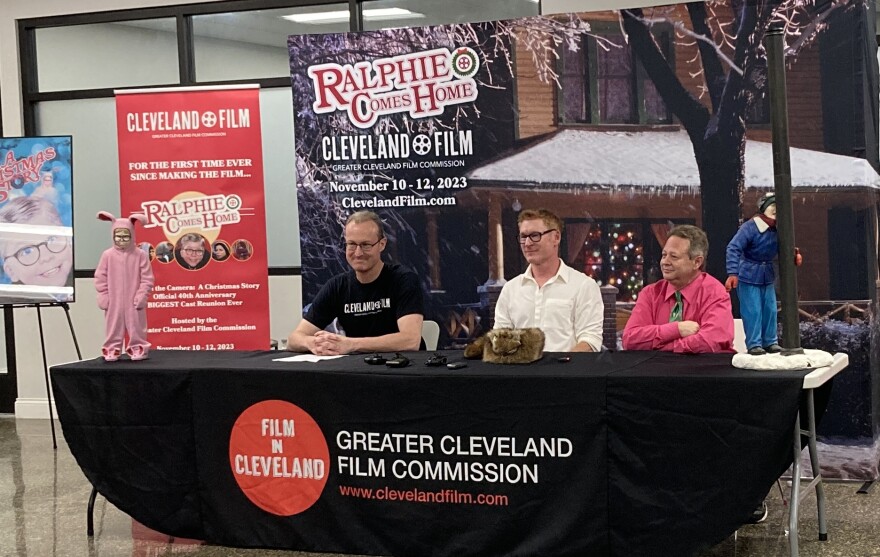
[{"xmin": 2, "ymin": 416, "xmax": 878, "ymax": 557}]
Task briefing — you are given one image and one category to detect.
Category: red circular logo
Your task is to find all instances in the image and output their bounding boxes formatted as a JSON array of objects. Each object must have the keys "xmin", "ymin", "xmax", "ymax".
[{"xmin": 229, "ymin": 400, "xmax": 330, "ymax": 515}]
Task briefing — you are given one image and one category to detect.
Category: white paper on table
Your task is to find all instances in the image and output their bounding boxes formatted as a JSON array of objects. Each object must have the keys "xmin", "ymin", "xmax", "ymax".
[{"xmin": 272, "ymin": 354, "xmax": 346, "ymax": 363}]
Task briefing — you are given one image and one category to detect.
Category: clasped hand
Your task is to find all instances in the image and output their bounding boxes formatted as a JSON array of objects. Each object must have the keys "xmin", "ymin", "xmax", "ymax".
[
  {"xmin": 310, "ymin": 330, "xmax": 354, "ymax": 355},
  {"xmin": 677, "ymin": 320, "xmax": 700, "ymax": 338}
]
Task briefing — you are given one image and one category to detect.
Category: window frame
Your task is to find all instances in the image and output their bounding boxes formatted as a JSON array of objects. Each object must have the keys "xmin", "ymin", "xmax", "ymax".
[
  {"xmin": 17, "ymin": 0, "xmax": 357, "ymax": 135},
  {"xmin": 557, "ymin": 21, "xmax": 675, "ymax": 127}
]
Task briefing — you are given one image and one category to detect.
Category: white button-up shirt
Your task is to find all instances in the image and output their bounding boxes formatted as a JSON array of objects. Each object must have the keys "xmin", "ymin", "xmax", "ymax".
[{"xmin": 493, "ymin": 260, "xmax": 604, "ymax": 352}]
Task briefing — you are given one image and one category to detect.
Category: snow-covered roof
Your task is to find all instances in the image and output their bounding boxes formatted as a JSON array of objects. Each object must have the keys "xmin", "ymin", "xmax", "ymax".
[{"xmin": 467, "ymin": 129, "xmax": 880, "ymax": 191}]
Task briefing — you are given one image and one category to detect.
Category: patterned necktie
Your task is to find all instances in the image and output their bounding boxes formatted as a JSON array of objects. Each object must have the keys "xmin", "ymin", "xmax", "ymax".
[{"xmin": 669, "ymin": 291, "xmax": 683, "ymax": 322}]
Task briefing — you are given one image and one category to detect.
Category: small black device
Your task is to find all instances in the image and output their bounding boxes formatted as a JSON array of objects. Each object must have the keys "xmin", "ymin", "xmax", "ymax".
[
  {"xmin": 446, "ymin": 362, "xmax": 467, "ymax": 370},
  {"xmin": 557, "ymin": 356, "xmax": 571, "ymax": 363},
  {"xmin": 364, "ymin": 353, "xmax": 386, "ymax": 365},
  {"xmin": 386, "ymin": 353, "xmax": 410, "ymax": 368},
  {"xmin": 425, "ymin": 353, "xmax": 447, "ymax": 366}
]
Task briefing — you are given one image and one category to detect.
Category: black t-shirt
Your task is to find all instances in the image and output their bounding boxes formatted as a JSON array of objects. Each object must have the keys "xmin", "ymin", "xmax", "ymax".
[{"xmin": 305, "ymin": 263, "xmax": 424, "ymax": 339}]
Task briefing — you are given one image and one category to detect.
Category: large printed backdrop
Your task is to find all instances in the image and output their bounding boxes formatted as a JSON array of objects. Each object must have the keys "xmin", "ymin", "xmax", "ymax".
[
  {"xmin": 116, "ymin": 86, "xmax": 269, "ymax": 350},
  {"xmin": 289, "ymin": 22, "xmax": 517, "ymax": 333},
  {"xmin": 291, "ymin": 4, "xmax": 880, "ymax": 478}
]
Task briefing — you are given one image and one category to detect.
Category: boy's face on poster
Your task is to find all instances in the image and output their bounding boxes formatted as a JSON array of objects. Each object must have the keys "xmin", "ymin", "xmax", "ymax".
[
  {"xmin": 2, "ymin": 234, "xmax": 72, "ymax": 286},
  {"xmin": 344, "ymin": 220, "xmax": 385, "ymax": 275},
  {"xmin": 181, "ymin": 240, "xmax": 205, "ymax": 267},
  {"xmin": 518, "ymin": 218, "xmax": 559, "ymax": 267}
]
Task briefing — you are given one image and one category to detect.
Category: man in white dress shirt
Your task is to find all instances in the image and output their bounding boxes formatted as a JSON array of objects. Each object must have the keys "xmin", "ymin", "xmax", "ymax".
[{"xmin": 493, "ymin": 208, "xmax": 604, "ymax": 352}]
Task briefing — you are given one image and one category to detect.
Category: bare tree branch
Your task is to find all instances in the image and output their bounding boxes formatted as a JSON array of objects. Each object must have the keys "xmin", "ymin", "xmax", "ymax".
[
  {"xmin": 710, "ymin": 0, "xmax": 759, "ymax": 140},
  {"xmin": 783, "ymin": 0, "xmax": 848, "ymax": 56},
  {"xmin": 687, "ymin": 2, "xmax": 727, "ymax": 110}
]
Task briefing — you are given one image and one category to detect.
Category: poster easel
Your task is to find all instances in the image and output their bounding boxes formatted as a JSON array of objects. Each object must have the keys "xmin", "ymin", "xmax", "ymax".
[{"xmin": 7, "ymin": 302, "xmax": 82, "ymax": 449}]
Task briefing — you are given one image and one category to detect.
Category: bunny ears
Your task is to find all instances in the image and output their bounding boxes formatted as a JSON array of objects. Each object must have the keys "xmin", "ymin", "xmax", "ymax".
[{"xmin": 97, "ymin": 211, "xmax": 148, "ymax": 225}]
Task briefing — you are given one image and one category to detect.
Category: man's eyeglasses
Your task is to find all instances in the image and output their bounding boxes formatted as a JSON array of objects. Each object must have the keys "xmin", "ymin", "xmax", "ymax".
[
  {"xmin": 5, "ymin": 236, "xmax": 69, "ymax": 266},
  {"xmin": 518, "ymin": 229, "xmax": 557, "ymax": 244},
  {"xmin": 182, "ymin": 248, "xmax": 205, "ymax": 255},
  {"xmin": 344, "ymin": 238, "xmax": 383, "ymax": 253}
]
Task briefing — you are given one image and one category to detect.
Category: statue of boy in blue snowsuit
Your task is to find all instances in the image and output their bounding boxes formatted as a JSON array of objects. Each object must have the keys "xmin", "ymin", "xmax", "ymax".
[{"xmin": 725, "ymin": 193, "xmax": 801, "ymax": 355}]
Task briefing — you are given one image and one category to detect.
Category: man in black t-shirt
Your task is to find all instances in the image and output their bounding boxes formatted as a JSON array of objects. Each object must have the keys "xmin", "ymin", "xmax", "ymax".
[{"xmin": 287, "ymin": 210, "xmax": 424, "ymax": 355}]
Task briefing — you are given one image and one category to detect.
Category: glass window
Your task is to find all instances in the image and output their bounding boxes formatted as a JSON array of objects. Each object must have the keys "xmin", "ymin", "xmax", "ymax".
[
  {"xmin": 34, "ymin": 98, "xmax": 119, "ymax": 270},
  {"xmin": 259, "ymin": 88, "xmax": 300, "ymax": 267},
  {"xmin": 560, "ymin": 27, "xmax": 671, "ymax": 125},
  {"xmin": 567, "ymin": 220, "xmax": 700, "ymax": 302},
  {"xmin": 362, "ymin": 0, "xmax": 539, "ymax": 30},
  {"xmin": 572, "ymin": 222, "xmax": 644, "ymax": 302},
  {"xmin": 596, "ymin": 40, "xmax": 634, "ymax": 124},
  {"xmin": 747, "ymin": 93, "xmax": 771, "ymax": 125},
  {"xmin": 194, "ymin": 6, "xmax": 350, "ymax": 82},
  {"xmin": 561, "ymin": 41, "xmax": 587, "ymax": 122},
  {"xmin": 35, "ymin": 20, "xmax": 179, "ymax": 92},
  {"xmin": 746, "ymin": 62, "xmax": 771, "ymax": 125}
]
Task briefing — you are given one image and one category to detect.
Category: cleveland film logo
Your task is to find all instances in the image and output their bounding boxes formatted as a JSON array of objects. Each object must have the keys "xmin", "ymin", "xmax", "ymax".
[
  {"xmin": 229, "ymin": 400, "xmax": 330, "ymax": 516},
  {"xmin": 344, "ymin": 298, "xmax": 391, "ymax": 315},
  {"xmin": 307, "ymin": 47, "xmax": 480, "ymax": 129},
  {"xmin": 126, "ymin": 109, "xmax": 251, "ymax": 132}
]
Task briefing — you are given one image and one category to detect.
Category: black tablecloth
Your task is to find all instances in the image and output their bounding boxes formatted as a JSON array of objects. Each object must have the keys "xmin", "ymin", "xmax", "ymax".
[{"xmin": 51, "ymin": 350, "xmax": 810, "ymax": 557}]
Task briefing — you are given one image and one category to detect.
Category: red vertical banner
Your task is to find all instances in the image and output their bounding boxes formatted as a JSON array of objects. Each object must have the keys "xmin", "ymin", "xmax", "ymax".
[{"xmin": 115, "ymin": 86, "xmax": 269, "ymax": 351}]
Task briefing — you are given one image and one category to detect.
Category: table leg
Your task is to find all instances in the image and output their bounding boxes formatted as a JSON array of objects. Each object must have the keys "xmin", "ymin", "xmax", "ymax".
[
  {"xmin": 806, "ymin": 389, "xmax": 828, "ymax": 541},
  {"xmin": 87, "ymin": 486, "xmax": 98, "ymax": 536},
  {"xmin": 789, "ymin": 410, "xmax": 801, "ymax": 557}
]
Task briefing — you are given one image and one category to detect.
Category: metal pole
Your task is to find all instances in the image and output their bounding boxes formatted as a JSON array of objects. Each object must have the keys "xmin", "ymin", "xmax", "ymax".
[
  {"xmin": 765, "ymin": 25, "xmax": 802, "ymax": 353},
  {"xmin": 36, "ymin": 305, "xmax": 58, "ymax": 449},
  {"xmin": 789, "ymin": 410, "xmax": 802, "ymax": 556}
]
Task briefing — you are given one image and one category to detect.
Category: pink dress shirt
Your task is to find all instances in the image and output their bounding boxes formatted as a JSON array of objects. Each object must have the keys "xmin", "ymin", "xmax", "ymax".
[{"xmin": 622, "ymin": 272, "xmax": 735, "ymax": 353}]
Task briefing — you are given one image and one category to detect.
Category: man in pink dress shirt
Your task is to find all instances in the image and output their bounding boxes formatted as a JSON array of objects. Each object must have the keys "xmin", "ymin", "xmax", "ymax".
[{"xmin": 623, "ymin": 225, "xmax": 734, "ymax": 353}]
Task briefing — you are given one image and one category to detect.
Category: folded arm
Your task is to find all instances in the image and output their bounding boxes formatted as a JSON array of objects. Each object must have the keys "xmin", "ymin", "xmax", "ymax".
[
  {"xmin": 622, "ymin": 310, "xmax": 681, "ymax": 351},
  {"xmin": 670, "ymin": 293, "xmax": 734, "ymax": 353}
]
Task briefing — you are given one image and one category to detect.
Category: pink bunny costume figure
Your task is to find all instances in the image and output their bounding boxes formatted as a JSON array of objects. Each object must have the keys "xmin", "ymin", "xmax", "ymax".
[{"xmin": 95, "ymin": 212, "xmax": 155, "ymax": 361}]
